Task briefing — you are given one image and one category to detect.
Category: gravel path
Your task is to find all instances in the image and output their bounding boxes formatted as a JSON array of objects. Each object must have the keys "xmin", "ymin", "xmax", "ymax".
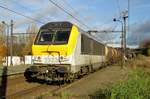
[
  {"xmin": 54, "ymin": 65, "xmax": 130, "ymax": 97},
  {"xmin": 0, "ymin": 65, "xmax": 130, "ymax": 99},
  {"xmin": 0, "ymin": 74, "xmax": 60, "ymax": 99}
]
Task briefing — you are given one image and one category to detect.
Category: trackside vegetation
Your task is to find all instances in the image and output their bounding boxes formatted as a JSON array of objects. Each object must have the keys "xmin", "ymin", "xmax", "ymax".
[
  {"xmin": 92, "ymin": 55, "xmax": 150, "ymax": 99},
  {"xmin": 92, "ymin": 69, "xmax": 150, "ymax": 99}
]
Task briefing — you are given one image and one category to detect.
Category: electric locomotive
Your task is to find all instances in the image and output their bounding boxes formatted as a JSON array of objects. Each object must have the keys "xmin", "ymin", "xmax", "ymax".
[{"xmin": 24, "ymin": 21, "xmax": 120, "ymax": 82}]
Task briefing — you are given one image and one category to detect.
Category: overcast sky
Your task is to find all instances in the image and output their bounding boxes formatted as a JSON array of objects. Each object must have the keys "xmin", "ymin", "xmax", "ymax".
[{"xmin": 0, "ymin": 0, "xmax": 150, "ymax": 47}]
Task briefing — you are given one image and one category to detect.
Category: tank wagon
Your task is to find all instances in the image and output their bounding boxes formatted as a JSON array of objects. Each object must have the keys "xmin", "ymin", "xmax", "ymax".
[
  {"xmin": 106, "ymin": 47, "xmax": 122, "ymax": 65},
  {"xmin": 24, "ymin": 21, "xmax": 121, "ymax": 82}
]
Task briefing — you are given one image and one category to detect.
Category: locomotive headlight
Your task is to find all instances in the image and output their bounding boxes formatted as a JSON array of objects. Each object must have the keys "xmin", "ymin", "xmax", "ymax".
[
  {"xmin": 33, "ymin": 56, "xmax": 42, "ymax": 62},
  {"xmin": 60, "ymin": 56, "xmax": 69, "ymax": 62},
  {"xmin": 46, "ymin": 70, "xmax": 49, "ymax": 73},
  {"xmin": 60, "ymin": 56, "xmax": 63, "ymax": 60},
  {"xmin": 37, "ymin": 56, "xmax": 41, "ymax": 60}
]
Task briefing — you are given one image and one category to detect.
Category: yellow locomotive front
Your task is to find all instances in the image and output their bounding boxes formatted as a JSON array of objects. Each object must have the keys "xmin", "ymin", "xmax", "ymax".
[
  {"xmin": 24, "ymin": 22, "xmax": 79, "ymax": 82},
  {"xmin": 32, "ymin": 22, "xmax": 79, "ymax": 65},
  {"xmin": 32, "ymin": 27, "xmax": 70, "ymax": 65}
]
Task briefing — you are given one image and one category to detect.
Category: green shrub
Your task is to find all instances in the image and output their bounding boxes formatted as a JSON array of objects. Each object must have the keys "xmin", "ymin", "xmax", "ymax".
[
  {"xmin": 59, "ymin": 91, "xmax": 73, "ymax": 99},
  {"xmin": 147, "ymin": 48, "xmax": 150, "ymax": 56},
  {"xmin": 93, "ymin": 69, "xmax": 150, "ymax": 99},
  {"xmin": 91, "ymin": 88, "xmax": 111, "ymax": 99},
  {"xmin": 110, "ymin": 69, "xmax": 150, "ymax": 99}
]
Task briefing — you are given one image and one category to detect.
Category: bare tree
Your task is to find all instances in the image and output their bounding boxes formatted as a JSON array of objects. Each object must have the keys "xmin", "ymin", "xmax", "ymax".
[
  {"xmin": 0, "ymin": 23, "xmax": 7, "ymax": 62},
  {"xmin": 21, "ymin": 23, "xmax": 38, "ymax": 55}
]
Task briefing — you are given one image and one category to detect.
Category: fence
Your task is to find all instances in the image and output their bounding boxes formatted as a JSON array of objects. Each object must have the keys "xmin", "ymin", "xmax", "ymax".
[{"xmin": 0, "ymin": 29, "xmax": 36, "ymax": 66}]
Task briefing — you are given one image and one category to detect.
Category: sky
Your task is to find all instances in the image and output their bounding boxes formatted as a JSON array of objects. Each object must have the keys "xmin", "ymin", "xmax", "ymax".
[{"xmin": 0, "ymin": 0, "xmax": 150, "ymax": 47}]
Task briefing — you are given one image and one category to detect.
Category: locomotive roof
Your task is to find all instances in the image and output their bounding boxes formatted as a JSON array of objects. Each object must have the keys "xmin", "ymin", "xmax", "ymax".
[
  {"xmin": 40, "ymin": 21, "xmax": 73, "ymax": 29},
  {"xmin": 40, "ymin": 21, "xmax": 106, "ymax": 46}
]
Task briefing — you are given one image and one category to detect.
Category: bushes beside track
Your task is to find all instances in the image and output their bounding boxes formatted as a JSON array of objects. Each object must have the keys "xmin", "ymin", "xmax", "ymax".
[
  {"xmin": 92, "ymin": 56, "xmax": 150, "ymax": 99},
  {"xmin": 92, "ymin": 69, "xmax": 150, "ymax": 99}
]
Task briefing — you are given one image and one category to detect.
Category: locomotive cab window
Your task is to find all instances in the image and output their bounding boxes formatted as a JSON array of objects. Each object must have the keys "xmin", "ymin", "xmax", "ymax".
[
  {"xmin": 35, "ymin": 30, "xmax": 54, "ymax": 44},
  {"xmin": 40, "ymin": 33, "xmax": 53, "ymax": 42},
  {"xmin": 54, "ymin": 31, "xmax": 70, "ymax": 44},
  {"xmin": 35, "ymin": 29, "xmax": 70, "ymax": 45}
]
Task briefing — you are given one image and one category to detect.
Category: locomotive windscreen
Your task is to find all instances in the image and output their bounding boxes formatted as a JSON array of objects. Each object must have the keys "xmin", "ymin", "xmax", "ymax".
[{"xmin": 35, "ymin": 30, "xmax": 70, "ymax": 45}]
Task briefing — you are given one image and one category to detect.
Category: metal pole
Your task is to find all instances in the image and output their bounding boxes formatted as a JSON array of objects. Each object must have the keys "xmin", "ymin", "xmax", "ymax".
[
  {"xmin": 122, "ymin": 14, "xmax": 128, "ymax": 66},
  {"xmin": 121, "ymin": 22, "xmax": 124, "ymax": 68},
  {"xmin": 123, "ymin": 16, "xmax": 128, "ymax": 57},
  {"xmin": 10, "ymin": 20, "xmax": 13, "ymax": 66},
  {"xmin": 113, "ymin": 18, "xmax": 124, "ymax": 68},
  {"xmin": 122, "ymin": 17, "xmax": 126, "ymax": 66},
  {"xmin": 123, "ymin": 17, "xmax": 126, "ymax": 51},
  {"xmin": 6, "ymin": 25, "xmax": 9, "ymax": 67}
]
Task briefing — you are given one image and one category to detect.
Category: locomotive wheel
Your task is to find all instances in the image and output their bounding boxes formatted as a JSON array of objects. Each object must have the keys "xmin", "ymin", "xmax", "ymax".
[
  {"xmin": 24, "ymin": 70, "xmax": 32, "ymax": 82},
  {"xmin": 24, "ymin": 68, "xmax": 37, "ymax": 82},
  {"xmin": 65, "ymin": 73, "xmax": 75, "ymax": 83},
  {"xmin": 68, "ymin": 73, "xmax": 75, "ymax": 83}
]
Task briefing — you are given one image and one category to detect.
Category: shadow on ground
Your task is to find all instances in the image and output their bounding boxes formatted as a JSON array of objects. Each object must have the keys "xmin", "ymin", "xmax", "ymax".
[{"xmin": 0, "ymin": 66, "xmax": 7, "ymax": 99}]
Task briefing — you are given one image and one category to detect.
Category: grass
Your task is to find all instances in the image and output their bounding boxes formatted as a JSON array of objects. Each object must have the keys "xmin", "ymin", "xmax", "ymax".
[
  {"xmin": 59, "ymin": 91, "xmax": 73, "ymax": 99},
  {"xmin": 110, "ymin": 69, "xmax": 150, "ymax": 99},
  {"xmin": 35, "ymin": 91, "xmax": 73, "ymax": 99},
  {"xmin": 92, "ymin": 69, "xmax": 150, "ymax": 99},
  {"xmin": 92, "ymin": 55, "xmax": 150, "ymax": 99},
  {"xmin": 126, "ymin": 54, "xmax": 150, "ymax": 68}
]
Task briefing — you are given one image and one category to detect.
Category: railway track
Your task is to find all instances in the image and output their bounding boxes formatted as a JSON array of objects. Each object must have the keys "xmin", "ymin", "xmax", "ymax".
[
  {"xmin": 0, "ymin": 73, "xmax": 69, "ymax": 99},
  {"xmin": 0, "ymin": 72, "xmax": 24, "ymax": 78},
  {"xmin": 0, "ymin": 72, "xmax": 90, "ymax": 99},
  {"xmin": 1, "ymin": 79, "xmax": 60, "ymax": 99},
  {"xmin": 5, "ymin": 81, "xmax": 76, "ymax": 99},
  {"xmin": 0, "ymin": 64, "xmax": 114, "ymax": 99},
  {"xmin": 35, "ymin": 72, "xmax": 98, "ymax": 98},
  {"xmin": 6, "ymin": 84, "xmax": 59, "ymax": 99}
]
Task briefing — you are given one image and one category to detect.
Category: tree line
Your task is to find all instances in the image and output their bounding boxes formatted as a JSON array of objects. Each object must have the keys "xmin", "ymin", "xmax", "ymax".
[{"xmin": 0, "ymin": 23, "xmax": 38, "ymax": 62}]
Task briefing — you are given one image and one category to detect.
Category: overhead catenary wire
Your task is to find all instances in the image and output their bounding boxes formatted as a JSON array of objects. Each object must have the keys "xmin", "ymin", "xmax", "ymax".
[
  {"xmin": 62, "ymin": 0, "xmax": 91, "ymax": 28},
  {"xmin": 63, "ymin": 0, "xmax": 79, "ymax": 15},
  {"xmin": 48, "ymin": 0, "xmax": 90, "ymax": 29},
  {"xmin": 4, "ymin": 0, "xmax": 57, "ymax": 22},
  {"xmin": 116, "ymin": 0, "xmax": 121, "ymax": 18},
  {"xmin": 4, "ymin": 0, "xmax": 33, "ymax": 12},
  {"xmin": 89, "ymin": 0, "xmax": 122, "ymax": 32},
  {"xmin": 0, "ymin": 1, "xmax": 89, "ymax": 30},
  {"xmin": 0, "ymin": 4, "xmax": 45, "ymax": 24},
  {"xmin": 64, "ymin": 0, "xmax": 119, "ymax": 32},
  {"xmin": 0, "ymin": 1, "xmax": 89, "ymax": 29}
]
